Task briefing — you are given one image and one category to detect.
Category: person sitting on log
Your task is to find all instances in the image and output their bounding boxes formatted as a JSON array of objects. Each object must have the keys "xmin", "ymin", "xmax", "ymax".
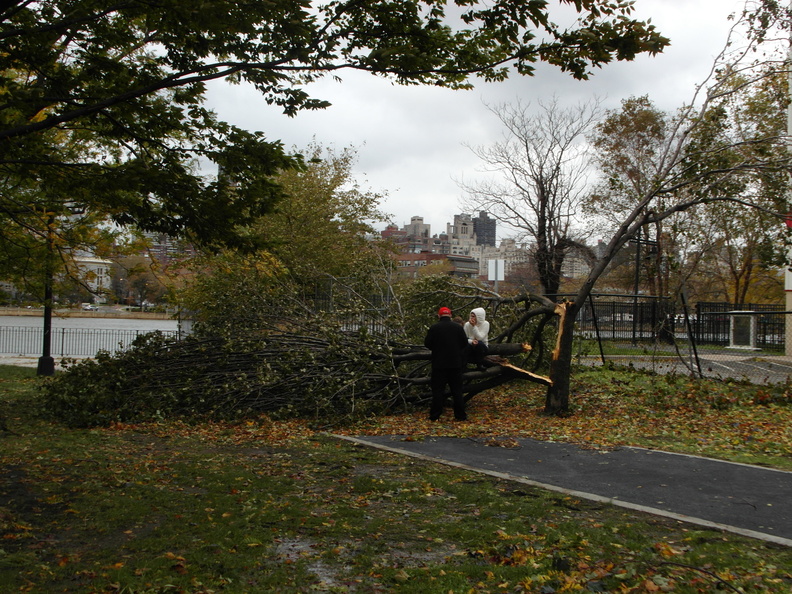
[{"xmin": 464, "ymin": 307, "xmax": 490, "ymax": 370}]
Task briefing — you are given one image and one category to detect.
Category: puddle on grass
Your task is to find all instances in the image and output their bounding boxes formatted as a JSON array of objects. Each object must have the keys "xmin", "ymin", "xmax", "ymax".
[{"xmin": 275, "ymin": 537, "xmax": 342, "ymax": 588}]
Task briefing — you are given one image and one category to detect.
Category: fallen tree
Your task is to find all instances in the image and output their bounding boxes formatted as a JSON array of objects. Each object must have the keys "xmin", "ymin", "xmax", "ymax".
[
  {"xmin": 42, "ymin": 298, "xmax": 559, "ymax": 428},
  {"xmin": 391, "ymin": 342, "xmax": 551, "ymax": 398}
]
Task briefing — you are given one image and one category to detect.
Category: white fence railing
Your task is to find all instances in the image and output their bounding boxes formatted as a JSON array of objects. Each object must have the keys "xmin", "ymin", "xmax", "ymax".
[{"xmin": 0, "ymin": 326, "xmax": 179, "ymax": 358}]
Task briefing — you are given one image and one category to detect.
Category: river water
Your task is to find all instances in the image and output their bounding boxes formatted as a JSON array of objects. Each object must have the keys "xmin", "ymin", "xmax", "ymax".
[{"xmin": 0, "ymin": 315, "xmax": 179, "ymax": 332}]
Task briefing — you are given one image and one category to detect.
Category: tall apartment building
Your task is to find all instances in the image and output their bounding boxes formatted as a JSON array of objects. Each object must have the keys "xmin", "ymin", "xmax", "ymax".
[
  {"xmin": 445, "ymin": 214, "xmax": 478, "ymax": 256},
  {"xmin": 476, "ymin": 238, "xmax": 531, "ymax": 278},
  {"xmin": 473, "ymin": 211, "xmax": 496, "ymax": 247},
  {"xmin": 403, "ymin": 216, "xmax": 431, "ymax": 239},
  {"xmin": 561, "ymin": 249, "xmax": 592, "ymax": 279},
  {"xmin": 383, "ymin": 217, "xmax": 436, "ymax": 253},
  {"xmin": 143, "ymin": 232, "xmax": 196, "ymax": 266},
  {"xmin": 448, "ymin": 213, "xmax": 473, "ymax": 239}
]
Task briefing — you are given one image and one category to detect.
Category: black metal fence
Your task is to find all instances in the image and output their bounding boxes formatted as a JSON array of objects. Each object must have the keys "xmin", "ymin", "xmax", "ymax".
[
  {"xmin": 573, "ymin": 297, "xmax": 792, "ymax": 384},
  {"xmin": 0, "ymin": 326, "xmax": 179, "ymax": 358},
  {"xmin": 576, "ymin": 299, "xmax": 672, "ymax": 343},
  {"xmin": 576, "ymin": 299, "xmax": 786, "ymax": 352},
  {"xmin": 691, "ymin": 302, "xmax": 785, "ymax": 350}
]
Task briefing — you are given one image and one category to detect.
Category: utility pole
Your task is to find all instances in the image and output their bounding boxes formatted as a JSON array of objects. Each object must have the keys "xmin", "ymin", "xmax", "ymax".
[{"xmin": 786, "ymin": 7, "xmax": 792, "ymax": 357}]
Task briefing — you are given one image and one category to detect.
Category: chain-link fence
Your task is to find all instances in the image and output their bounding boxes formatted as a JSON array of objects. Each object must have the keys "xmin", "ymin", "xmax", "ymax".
[{"xmin": 573, "ymin": 297, "xmax": 792, "ymax": 385}]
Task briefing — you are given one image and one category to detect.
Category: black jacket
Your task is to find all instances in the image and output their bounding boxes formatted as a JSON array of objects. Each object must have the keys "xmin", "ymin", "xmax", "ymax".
[{"xmin": 424, "ymin": 317, "xmax": 468, "ymax": 369}]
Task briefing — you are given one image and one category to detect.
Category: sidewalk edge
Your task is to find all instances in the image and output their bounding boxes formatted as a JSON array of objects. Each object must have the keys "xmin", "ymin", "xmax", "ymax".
[{"xmin": 333, "ymin": 434, "xmax": 792, "ymax": 548}]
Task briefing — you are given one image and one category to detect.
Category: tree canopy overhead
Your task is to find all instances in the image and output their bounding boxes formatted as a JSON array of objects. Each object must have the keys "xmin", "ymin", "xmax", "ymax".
[
  {"xmin": 0, "ymin": 0, "xmax": 669, "ymax": 249},
  {"xmin": 1, "ymin": 0, "xmax": 669, "ymax": 137}
]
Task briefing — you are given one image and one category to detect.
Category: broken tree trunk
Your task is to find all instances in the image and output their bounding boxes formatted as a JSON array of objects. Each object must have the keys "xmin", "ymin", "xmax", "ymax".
[
  {"xmin": 543, "ymin": 301, "xmax": 579, "ymax": 415},
  {"xmin": 390, "ymin": 342, "xmax": 552, "ymax": 404},
  {"xmin": 391, "ymin": 341, "xmax": 533, "ymax": 363}
]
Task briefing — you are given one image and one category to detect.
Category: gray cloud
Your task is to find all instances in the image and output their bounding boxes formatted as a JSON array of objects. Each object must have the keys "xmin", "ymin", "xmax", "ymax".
[{"xmin": 205, "ymin": 0, "xmax": 745, "ymax": 234}]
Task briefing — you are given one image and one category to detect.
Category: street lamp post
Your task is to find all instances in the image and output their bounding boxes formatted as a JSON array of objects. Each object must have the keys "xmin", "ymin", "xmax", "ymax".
[
  {"xmin": 36, "ymin": 211, "xmax": 56, "ymax": 376},
  {"xmin": 36, "ymin": 203, "xmax": 85, "ymax": 376}
]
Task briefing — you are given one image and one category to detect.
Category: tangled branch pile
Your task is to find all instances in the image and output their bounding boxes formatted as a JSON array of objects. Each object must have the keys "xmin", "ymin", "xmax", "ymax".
[
  {"xmin": 42, "ymin": 330, "xmax": 393, "ymax": 427},
  {"xmin": 42, "ymin": 329, "xmax": 548, "ymax": 428},
  {"xmin": 41, "ymin": 275, "xmax": 561, "ymax": 427}
]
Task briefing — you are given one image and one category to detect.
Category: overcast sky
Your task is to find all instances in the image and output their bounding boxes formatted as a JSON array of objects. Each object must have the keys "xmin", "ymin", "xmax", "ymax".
[{"xmin": 206, "ymin": 0, "xmax": 748, "ymax": 237}]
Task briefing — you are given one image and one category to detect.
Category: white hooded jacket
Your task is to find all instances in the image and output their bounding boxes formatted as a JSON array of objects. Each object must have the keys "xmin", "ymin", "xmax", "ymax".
[{"xmin": 464, "ymin": 307, "xmax": 490, "ymax": 346}]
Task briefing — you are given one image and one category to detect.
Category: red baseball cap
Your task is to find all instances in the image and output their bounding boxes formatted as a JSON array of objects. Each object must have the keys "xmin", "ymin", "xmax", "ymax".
[{"xmin": 438, "ymin": 307, "xmax": 452, "ymax": 317}]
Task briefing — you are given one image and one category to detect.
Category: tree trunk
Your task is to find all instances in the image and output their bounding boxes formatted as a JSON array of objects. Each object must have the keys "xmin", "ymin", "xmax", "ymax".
[
  {"xmin": 391, "ymin": 341, "xmax": 531, "ymax": 363},
  {"xmin": 392, "ymin": 341, "xmax": 552, "ymax": 405},
  {"xmin": 543, "ymin": 301, "xmax": 579, "ymax": 415}
]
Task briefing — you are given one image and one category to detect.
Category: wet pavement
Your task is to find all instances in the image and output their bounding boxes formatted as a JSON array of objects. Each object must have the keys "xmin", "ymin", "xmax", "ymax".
[{"xmin": 337, "ymin": 435, "xmax": 792, "ymax": 547}]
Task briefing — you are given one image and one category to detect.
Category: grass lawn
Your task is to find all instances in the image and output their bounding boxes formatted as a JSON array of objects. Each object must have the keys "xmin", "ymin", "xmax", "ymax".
[{"xmin": 0, "ymin": 364, "xmax": 790, "ymax": 592}]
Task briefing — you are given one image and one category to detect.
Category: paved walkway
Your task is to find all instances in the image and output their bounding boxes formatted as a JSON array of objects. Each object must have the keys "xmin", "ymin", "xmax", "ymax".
[
  {"xmin": 0, "ymin": 356, "xmax": 39, "ymax": 368},
  {"xmin": 337, "ymin": 435, "xmax": 792, "ymax": 547},
  {"xmin": 0, "ymin": 356, "xmax": 90, "ymax": 369},
  {"xmin": 582, "ymin": 353, "xmax": 792, "ymax": 384}
]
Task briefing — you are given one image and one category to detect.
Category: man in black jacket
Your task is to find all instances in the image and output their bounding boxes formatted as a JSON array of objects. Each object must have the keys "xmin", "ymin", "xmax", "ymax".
[{"xmin": 424, "ymin": 306, "xmax": 469, "ymax": 421}]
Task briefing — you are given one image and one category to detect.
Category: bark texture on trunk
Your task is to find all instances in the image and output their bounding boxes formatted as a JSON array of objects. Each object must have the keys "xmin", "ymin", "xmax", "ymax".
[{"xmin": 544, "ymin": 302, "xmax": 578, "ymax": 415}]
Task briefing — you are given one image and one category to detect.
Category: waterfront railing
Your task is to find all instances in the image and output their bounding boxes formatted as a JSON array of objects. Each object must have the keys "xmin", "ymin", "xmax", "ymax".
[{"xmin": 0, "ymin": 326, "xmax": 179, "ymax": 358}]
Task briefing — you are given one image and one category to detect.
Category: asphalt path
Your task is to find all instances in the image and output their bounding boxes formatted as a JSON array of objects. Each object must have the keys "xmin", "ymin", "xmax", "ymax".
[
  {"xmin": 584, "ymin": 354, "xmax": 792, "ymax": 385},
  {"xmin": 337, "ymin": 435, "xmax": 792, "ymax": 547},
  {"xmin": 687, "ymin": 355, "xmax": 792, "ymax": 384}
]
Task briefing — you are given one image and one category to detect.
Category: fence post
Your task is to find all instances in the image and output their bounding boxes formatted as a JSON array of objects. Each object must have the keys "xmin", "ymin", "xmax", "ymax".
[
  {"xmin": 589, "ymin": 294, "xmax": 606, "ymax": 364},
  {"xmin": 681, "ymin": 288, "xmax": 702, "ymax": 377}
]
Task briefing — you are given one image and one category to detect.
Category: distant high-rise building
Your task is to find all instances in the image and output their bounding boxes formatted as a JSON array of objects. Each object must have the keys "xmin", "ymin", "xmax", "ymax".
[
  {"xmin": 448, "ymin": 213, "xmax": 473, "ymax": 239},
  {"xmin": 478, "ymin": 238, "xmax": 530, "ymax": 278},
  {"xmin": 473, "ymin": 211, "xmax": 496, "ymax": 247},
  {"xmin": 445, "ymin": 214, "xmax": 478, "ymax": 256},
  {"xmin": 404, "ymin": 216, "xmax": 430, "ymax": 238},
  {"xmin": 143, "ymin": 232, "xmax": 195, "ymax": 266}
]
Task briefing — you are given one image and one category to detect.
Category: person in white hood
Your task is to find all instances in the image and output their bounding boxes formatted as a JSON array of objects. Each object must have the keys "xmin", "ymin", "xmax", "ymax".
[{"xmin": 464, "ymin": 307, "xmax": 490, "ymax": 369}]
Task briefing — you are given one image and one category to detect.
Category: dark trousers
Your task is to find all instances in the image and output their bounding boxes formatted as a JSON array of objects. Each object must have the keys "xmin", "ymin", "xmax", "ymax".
[
  {"xmin": 429, "ymin": 367, "xmax": 466, "ymax": 420},
  {"xmin": 465, "ymin": 342, "xmax": 489, "ymax": 366}
]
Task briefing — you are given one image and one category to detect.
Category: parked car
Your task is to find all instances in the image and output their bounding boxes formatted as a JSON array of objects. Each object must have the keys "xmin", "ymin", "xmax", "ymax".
[{"xmin": 81, "ymin": 303, "xmax": 98, "ymax": 311}]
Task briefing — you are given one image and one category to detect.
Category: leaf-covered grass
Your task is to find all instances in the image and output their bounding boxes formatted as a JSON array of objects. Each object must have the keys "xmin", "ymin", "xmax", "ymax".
[{"xmin": 0, "ymin": 364, "xmax": 790, "ymax": 592}]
